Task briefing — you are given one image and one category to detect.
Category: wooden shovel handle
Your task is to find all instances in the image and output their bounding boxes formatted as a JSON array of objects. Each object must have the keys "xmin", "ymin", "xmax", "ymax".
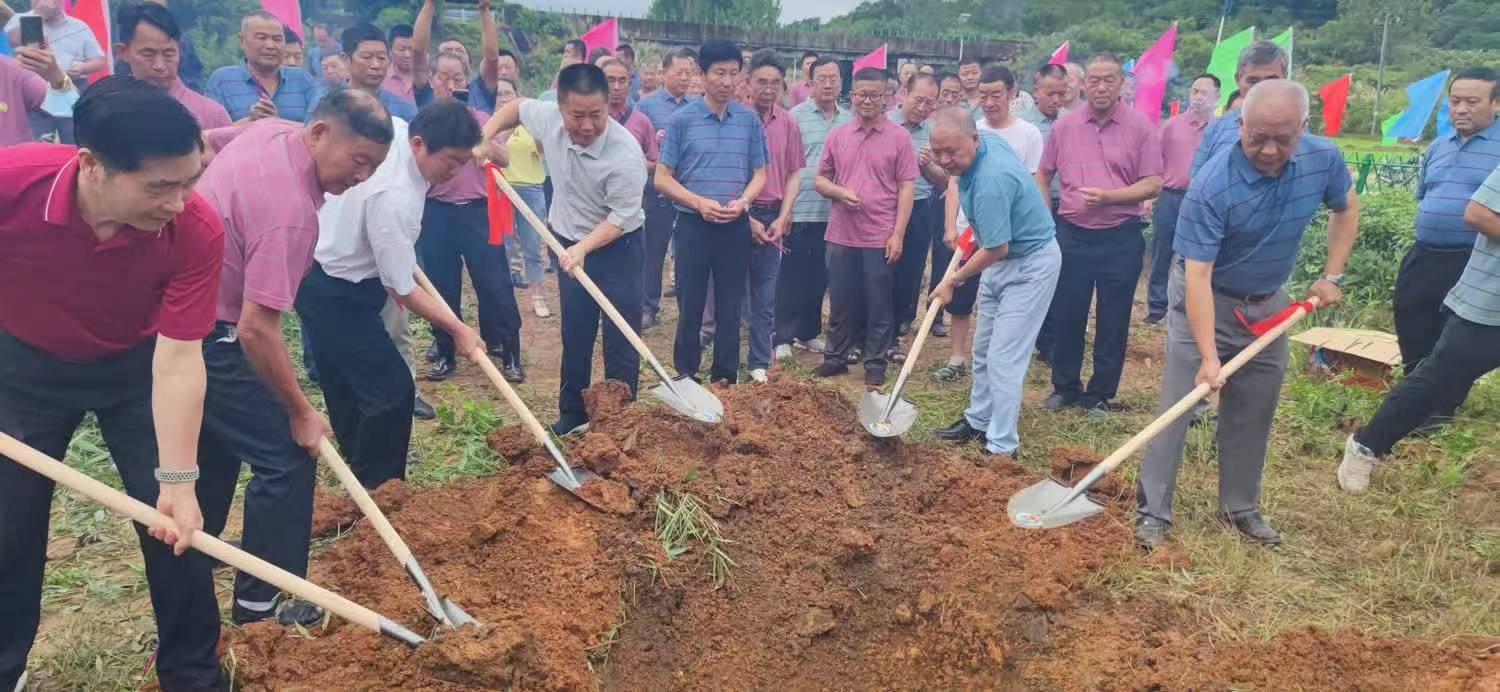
[
  {"xmin": 887, "ymin": 247, "xmax": 965, "ymax": 399},
  {"xmin": 317, "ymin": 438, "xmax": 413, "ymax": 565},
  {"xmin": 0, "ymin": 432, "xmax": 386, "ymax": 636}
]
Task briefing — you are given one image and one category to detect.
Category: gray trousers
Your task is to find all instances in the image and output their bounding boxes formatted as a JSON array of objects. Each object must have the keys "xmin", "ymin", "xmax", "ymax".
[{"xmin": 1136, "ymin": 263, "xmax": 1290, "ymax": 522}]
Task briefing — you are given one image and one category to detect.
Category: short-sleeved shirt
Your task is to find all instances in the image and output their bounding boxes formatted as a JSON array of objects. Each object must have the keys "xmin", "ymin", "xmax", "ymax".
[
  {"xmin": 959, "ymin": 133, "xmax": 1056, "ymax": 258},
  {"xmin": 317, "ymin": 118, "xmax": 428, "ymax": 296},
  {"xmin": 612, "ymin": 104, "xmax": 660, "ymax": 163},
  {"xmin": 1415, "ymin": 118, "xmax": 1500, "ymax": 247},
  {"xmin": 468, "ymin": 74, "xmax": 497, "ymax": 114},
  {"xmin": 818, "ymin": 117, "xmax": 919, "ymax": 248},
  {"xmin": 502, "ymin": 125, "xmax": 545, "ymax": 186},
  {"xmin": 978, "ymin": 117, "xmax": 1044, "ymax": 173},
  {"xmin": 787, "ymin": 81, "xmax": 812, "ymax": 108},
  {"xmin": 659, "ymin": 98, "xmax": 767, "ymax": 213},
  {"xmin": 1160, "ymin": 110, "xmax": 1211, "ymax": 190},
  {"xmin": 1175, "ymin": 135, "xmax": 1352, "ymax": 296},
  {"xmin": 757, "ymin": 105, "xmax": 805, "ymax": 205},
  {"xmin": 1020, "ymin": 104, "xmax": 1063, "ymax": 201},
  {"xmin": 635, "ymin": 88, "xmax": 695, "ymax": 131},
  {"xmin": 167, "ymin": 78, "xmax": 232, "ymax": 130},
  {"xmin": 0, "ymin": 144, "xmax": 223, "ymax": 361},
  {"xmin": 1040, "ymin": 104, "xmax": 1164, "ymax": 229},
  {"xmin": 889, "ymin": 110, "xmax": 935, "ymax": 200},
  {"xmin": 1189, "ymin": 107, "xmax": 1243, "ymax": 178},
  {"xmin": 518, "ymin": 99, "xmax": 647, "ymax": 241},
  {"xmin": 204, "ymin": 63, "xmax": 320, "ymax": 122},
  {"xmin": 382, "ymin": 65, "xmax": 416, "ymax": 105},
  {"xmin": 4, "ymin": 13, "xmax": 102, "ymax": 75},
  {"xmin": 196, "ymin": 120, "xmax": 329, "ymax": 323},
  {"xmin": 0, "ymin": 55, "xmax": 48, "ymax": 146},
  {"xmin": 430, "ymin": 108, "xmax": 496, "ymax": 203},
  {"xmin": 790, "ymin": 100, "xmax": 853, "ymax": 222},
  {"xmin": 1447, "ymin": 169, "xmax": 1500, "ymax": 325}
]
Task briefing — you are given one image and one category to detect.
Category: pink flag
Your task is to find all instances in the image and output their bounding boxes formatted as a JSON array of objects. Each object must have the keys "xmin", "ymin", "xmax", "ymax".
[
  {"xmin": 64, "ymin": 0, "xmax": 111, "ymax": 82},
  {"xmin": 260, "ymin": 0, "xmax": 303, "ymax": 40},
  {"xmin": 1132, "ymin": 22, "xmax": 1176, "ymax": 124},
  {"xmin": 1047, "ymin": 41, "xmax": 1069, "ymax": 66},
  {"xmin": 580, "ymin": 18, "xmax": 618, "ymax": 57},
  {"xmin": 852, "ymin": 45, "xmax": 888, "ymax": 74}
]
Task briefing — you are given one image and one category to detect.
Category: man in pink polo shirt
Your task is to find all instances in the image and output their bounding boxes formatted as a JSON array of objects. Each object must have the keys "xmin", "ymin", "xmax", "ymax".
[
  {"xmin": 1036, "ymin": 52, "xmax": 1163, "ymax": 415},
  {"xmin": 813, "ymin": 66, "xmax": 919, "ymax": 387},
  {"xmin": 114, "ymin": 3, "xmax": 231, "ymax": 131},
  {"xmin": 744, "ymin": 49, "xmax": 804, "ymax": 383},
  {"xmin": 194, "ymin": 86, "xmax": 392, "ymax": 628},
  {"xmin": 0, "ymin": 47, "xmax": 60, "ymax": 146},
  {"xmin": 1146, "ymin": 72, "xmax": 1220, "ymax": 324},
  {"xmin": 604, "ymin": 58, "xmax": 659, "ymax": 169}
]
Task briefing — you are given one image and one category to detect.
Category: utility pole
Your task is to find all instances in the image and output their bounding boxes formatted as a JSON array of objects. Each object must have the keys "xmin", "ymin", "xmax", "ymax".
[{"xmin": 1371, "ymin": 10, "xmax": 1392, "ymax": 136}]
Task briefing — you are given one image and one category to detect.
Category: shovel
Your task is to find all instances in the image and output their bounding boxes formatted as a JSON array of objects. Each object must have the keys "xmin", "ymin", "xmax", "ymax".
[
  {"xmin": 861, "ymin": 248, "xmax": 964, "ymax": 437},
  {"xmin": 412, "ymin": 268, "xmax": 603, "ymax": 502},
  {"xmin": 487, "ymin": 168, "xmax": 723, "ymax": 424},
  {"xmin": 1008, "ymin": 297, "xmax": 1321, "ymax": 529},
  {"xmin": 316, "ymin": 438, "xmax": 475, "ymax": 628},
  {"xmin": 0, "ymin": 433, "xmax": 426, "ymax": 647}
]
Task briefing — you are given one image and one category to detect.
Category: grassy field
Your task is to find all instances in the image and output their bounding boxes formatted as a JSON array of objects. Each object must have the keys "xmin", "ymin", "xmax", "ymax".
[
  {"xmin": 21, "ymin": 279, "xmax": 1500, "ymax": 690},
  {"xmin": 1331, "ymin": 134, "xmax": 1424, "ymax": 159}
]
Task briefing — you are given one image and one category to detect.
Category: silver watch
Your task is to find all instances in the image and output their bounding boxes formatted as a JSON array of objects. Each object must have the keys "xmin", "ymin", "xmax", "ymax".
[
  {"xmin": 154, "ymin": 467, "xmax": 201, "ymax": 484},
  {"xmin": 1322, "ymin": 273, "xmax": 1346, "ymax": 287}
]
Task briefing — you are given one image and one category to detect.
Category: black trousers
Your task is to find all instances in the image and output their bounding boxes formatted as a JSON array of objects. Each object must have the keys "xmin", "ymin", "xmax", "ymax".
[
  {"xmin": 558, "ymin": 232, "xmax": 644, "ymax": 423},
  {"xmin": 1394, "ymin": 242, "xmax": 1473, "ymax": 372},
  {"xmin": 774, "ymin": 221, "xmax": 829, "ymax": 347},
  {"xmin": 1049, "ymin": 219, "xmax": 1145, "ymax": 403},
  {"xmin": 892, "ymin": 197, "xmax": 936, "ymax": 328},
  {"xmin": 1357, "ymin": 313, "xmax": 1499, "ymax": 456},
  {"xmin": 674, "ymin": 211, "xmax": 753, "ymax": 383},
  {"xmin": 641, "ymin": 186, "xmax": 677, "ymax": 319},
  {"xmin": 295, "ymin": 265, "xmax": 414, "ymax": 488},
  {"xmin": 197, "ymin": 323, "xmax": 315, "ymax": 607},
  {"xmin": 825, "ymin": 243, "xmax": 895, "ymax": 373},
  {"xmin": 0, "ymin": 330, "xmax": 223, "ymax": 692},
  {"xmin": 419, "ymin": 198, "xmax": 523, "ymax": 361}
]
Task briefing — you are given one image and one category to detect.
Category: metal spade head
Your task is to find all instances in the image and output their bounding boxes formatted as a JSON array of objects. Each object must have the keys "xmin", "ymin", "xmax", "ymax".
[
  {"xmin": 858, "ymin": 391, "xmax": 917, "ymax": 438},
  {"xmin": 406, "ymin": 560, "xmax": 480, "ymax": 630},
  {"xmin": 437, "ymin": 598, "xmax": 478, "ymax": 628},
  {"xmin": 1007, "ymin": 477, "xmax": 1106, "ymax": 529},
  {"xmin": 545, "ymin": 463, "xmax": 601, "ymax": 494},
  {"xmin": 651, "ymin": 375, "xmax": 724, "ymax": 424}
]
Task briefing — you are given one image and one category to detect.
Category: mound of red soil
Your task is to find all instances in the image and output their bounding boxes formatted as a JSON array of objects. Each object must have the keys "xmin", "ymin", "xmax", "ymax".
[
  {"xmin": 308, "ymin": 480, "xmax": 415, "ymax": 537},
  {"xmin": 1048, "ymin": 445, "xmax": 1125, "ymax": 500}
]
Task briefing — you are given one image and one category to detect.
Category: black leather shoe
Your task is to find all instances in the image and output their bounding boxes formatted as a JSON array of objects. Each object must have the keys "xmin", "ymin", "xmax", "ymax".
[
  {"xmin": 424, "ymin": 343, "xmax": 441, "ymax": 364},
  {"xmin": 934, "ymin": 418, "xmax": 986, "ymax": 443},
  {"xmin": 813, "ymin": 362, "xmax": 848, "ymax": 378},
  {"xmin": 413, "ymin": 395, "xmax": 435, "ymax": 420},
  {"xmin": 486, "ymin": 346, "xmax": 507, "ymax": 360},
  {"xmin": 1219, "ymin": 510, "xmax": 1282, "ymax": 546},
  {"xmin": 502, "ymin": 353, "xmax": 525, "ymax": 384},
  {"xmin": 1144, "ymin": 312, "xmax": 1166, "ymax": 325},
  {"xmin": 864, "ymin": 368, "xmax": 886, "ymax": 387},
  {"xmin": 426, "ymin": 358, "xmax": 456, "ymax": 381},
  {"xmin": 1134, "ymin": 515, "xmax": 1170, "ymax": 549},
  {"xmin": 1040, "ymin": 392, "xmax": 1078, "ymax": 411},
  {"xmin": 232, "ymin": 599, "xmax": 325, "ymax": 627},
  {"xmin": 548, "ymin": 417, "xmax": 589, "ymax": 437}
]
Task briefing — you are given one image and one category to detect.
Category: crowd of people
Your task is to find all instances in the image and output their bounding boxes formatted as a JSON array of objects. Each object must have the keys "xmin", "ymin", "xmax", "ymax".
[{"xmin": 3, "ymin": 1, "xmax": 1500, "ymax": 690}]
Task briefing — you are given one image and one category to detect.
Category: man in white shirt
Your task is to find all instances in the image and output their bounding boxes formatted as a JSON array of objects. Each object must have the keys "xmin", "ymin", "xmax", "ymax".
[
  {"xmin": 4, "ymin": 0, "xmax": 104, "ymax": 143},
  {"xmin": 293, "ymin": 102, "xmax": 483, "ymax": 488}
]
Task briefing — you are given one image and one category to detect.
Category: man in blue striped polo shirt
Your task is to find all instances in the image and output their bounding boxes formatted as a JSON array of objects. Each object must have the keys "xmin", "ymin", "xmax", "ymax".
[
  {"xmin": 1341, "ymin": 164, "xmax": 1500, "ymax": 493},
  {"xmin": 1392, "ymin": 68, "xmax": 1500, "ymax": 417},
  {"xmin": 1135, "ymin": 80, "xmax": 1359, "ymax": 549},
  {"xmin": 655, "ymin": 39, "xmax": 767, "ymax": 385},
  {"xmin": 204, "ymin": 10, "xmax": 319, "ymax": 123},
  {"xmin": 636, "ymin": 48, "xmax": 699, "ymax": 328},
  {"xmin": 1188, "ymin": 41, "xmax": 1289, "ymax": 178}
]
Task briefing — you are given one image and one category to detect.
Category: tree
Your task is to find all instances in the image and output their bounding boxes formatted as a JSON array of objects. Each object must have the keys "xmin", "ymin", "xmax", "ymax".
[{"xmin": 646, "ymin": 0, "xmax": 782, "ymax": 28}]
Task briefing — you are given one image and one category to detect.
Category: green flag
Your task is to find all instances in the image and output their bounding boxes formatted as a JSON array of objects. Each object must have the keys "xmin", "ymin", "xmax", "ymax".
[
  {"xmin": 1270, "ymin": 27, "xmax": 1293, "ymax": 74},
  {"xmin": 1381, "ymin": 113, "xmax": 1402, "ymax": 146},
  {"xmin": 1208, "ymin": 26, "xmax": 1255, "ymax": 110}
]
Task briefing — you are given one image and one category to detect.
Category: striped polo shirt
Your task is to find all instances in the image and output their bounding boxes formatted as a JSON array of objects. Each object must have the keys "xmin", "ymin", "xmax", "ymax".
[
  {"xmin": 636, "ymin": 88, "xmax": 696, "ymax": 131},
  {"xmin": 204, "ymin": 63, "xmax": 320, "ymax": 122},
  {"xmin": 659, "ymin": 98, "xmax": 768, "ymax": 213},
  {"xmin": 1447, "ymin": 168, "xmax": 1500, "ymax": 326},
  {"xmin": 1415, "ymin": 119, "xmax": 1500, "ymax": 247},
  {"xmin": 1189, "ymin": 108, "xmax": 1243, "ymax": 178},
  {"xmin": 1175, "ymin": 134, "xmax": 1352, "ymax": 295},
  {"xmin": 889, "ymin": 109, "xmax": 934, "ymax": 200},
  {"xmin": 789, "ymin": 99, "xmax": 852, "ymax": 223}
]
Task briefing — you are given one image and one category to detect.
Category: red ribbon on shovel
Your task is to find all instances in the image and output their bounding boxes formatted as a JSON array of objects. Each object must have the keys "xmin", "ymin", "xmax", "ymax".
[
  {"xmin": 1235, "ymin": 299, "xmax": 1317, "ymax": 337},
  {"xmin": 484, "ymin": 163, "xmax": 516, "ymax": 246},
  {"xmin": 956, "ymin": 226, "xmax": 978, "ymax": 261}
]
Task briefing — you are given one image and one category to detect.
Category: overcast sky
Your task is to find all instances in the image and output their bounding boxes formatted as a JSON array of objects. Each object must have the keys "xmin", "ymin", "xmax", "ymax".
[{"xmin": 509, "ymin": 0, "xmax": 868, "ymax": 24}]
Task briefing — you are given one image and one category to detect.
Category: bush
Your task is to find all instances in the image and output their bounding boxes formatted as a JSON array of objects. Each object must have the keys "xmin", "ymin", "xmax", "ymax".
[{"xmin": 1291, "ymin": 188, "xmax": 1416, "ymax": 318}]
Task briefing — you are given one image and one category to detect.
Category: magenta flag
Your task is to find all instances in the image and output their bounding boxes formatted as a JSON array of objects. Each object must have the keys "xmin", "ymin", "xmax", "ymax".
[
  {"xmin": 1047, "ymin": 41, "xmax": 1069, "ymax": 66},
  {"xmin": 852, "ymin": 45, "xmax": 888, "ymax": 73},
  {"xmin": 260, "ymin": 0, "xmax": 303, "ymax": 39},
  {"xmin": 580, "ymin": 18, "xmax": 618, "ymax": 56},
  {"xmin": 1132, "ymin": 22, "xmax": 1176, "ymax": 124}
]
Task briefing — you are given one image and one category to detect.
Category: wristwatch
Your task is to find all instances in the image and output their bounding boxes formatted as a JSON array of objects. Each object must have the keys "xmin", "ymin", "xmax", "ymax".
[
  {"xmin": 154, "ymin": 467, "xmax": 201, "ymax": 484},
  {"xmin": 1322, "ymin": 273, "xmax": 1346, "ymax": 287}
]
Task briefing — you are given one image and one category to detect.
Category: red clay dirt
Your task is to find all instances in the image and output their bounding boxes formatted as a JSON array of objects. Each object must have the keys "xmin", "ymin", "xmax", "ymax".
[{"xmin": 221, "ymin": 379, "xmax": 1495, "ymax": 690}]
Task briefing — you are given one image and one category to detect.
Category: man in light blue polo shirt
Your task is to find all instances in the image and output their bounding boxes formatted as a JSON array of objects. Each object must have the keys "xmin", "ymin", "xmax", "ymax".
[
  {"xmin": 1136, "ymin": 80, "xmax": 1359, "ymax": 549},
  {"xmin": 636, "ymin": 48, "xmax": 699, "ymax": 327},
  {"xmin": 926, "ymin": 107, "xmax": 1060, "ymax": 458},
  {"xmin": 204, "ymin": 10, "xmax": 319, "ymax": 123},
  {"xmin": 655, "ymin": 39, "xmax": 767, "ymax": 385}
]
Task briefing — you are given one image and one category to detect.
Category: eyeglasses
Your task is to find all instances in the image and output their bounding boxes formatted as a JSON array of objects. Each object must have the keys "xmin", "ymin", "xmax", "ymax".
[{"xmin": 851, "ymin": 91, "xmax": 884, "ymax": 102}]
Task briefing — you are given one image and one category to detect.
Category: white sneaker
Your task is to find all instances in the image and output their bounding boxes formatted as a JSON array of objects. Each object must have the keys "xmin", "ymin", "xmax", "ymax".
[
  {"xmin": 749, "ymin": 368, "xmax": 768, "ymax": 383},
  {"xmin": 774, "ymin": 344, "xmax": 793, "ymax": 361},
  {"xmin": 1337, "ymin": 435, "xmax": 1381, "ymax": 494},
  {"xmin": 14, "ymin": 670, "xmax": 27, "ymax": 692},
  {"xmin": 793, "ymin": 337, "xmax": 826, "ymax": 353},
  {"xmin": 532, "ymin": 295, "xmax": 551, "ymax": 318}
]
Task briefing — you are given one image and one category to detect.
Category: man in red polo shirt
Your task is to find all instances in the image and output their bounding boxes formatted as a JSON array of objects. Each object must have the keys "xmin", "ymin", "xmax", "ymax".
[{"xmin": 0, "ymin": 77, "xmax": 227, "ymax": 692}]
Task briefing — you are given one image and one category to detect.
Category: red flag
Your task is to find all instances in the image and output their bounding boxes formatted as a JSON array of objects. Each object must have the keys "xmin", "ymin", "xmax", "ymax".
[
  {"xmin": 580, "ymin": 18, "xmax": 618, "ymax": 57},
  {"xmin": 1235, "ymin": 300, "xmax": 1316, "ymax": 337},
  {"xmin": 1132, "ymin": 22, "xmax": 1176, "ymax": 124},
  {"xmin": 261, "ymin": 0, "xmax": 304, "ymax": 40},
  {"xmin": 853, "ymin": 45, "xmax": 887, "ymax": 73},
  {"xmin": 484, "ymin": 163, "xmax": 515, "ymax": 245},
  {"xmin": 1170, "ymin": 99, "xmax": 1180, "ymax": 117},
  {"xmin": 957, "ymin": 226, "xmax": 978, "ymax": 261},
  {"xmin": 1318, "ymin": 73, "xmax": 1353, "ymax": 137},
  {"xmin": 1047, "ymin": 41, "xmax": 1069, "ymax": 66},
  {"xmin": 64, "ymin": 0, "xmax": 111, "ymax": 83}
]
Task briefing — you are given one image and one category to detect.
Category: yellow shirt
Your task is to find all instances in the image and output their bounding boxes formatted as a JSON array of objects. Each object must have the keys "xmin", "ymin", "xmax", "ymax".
[{"xmin": 502, "ymin": 125, "xmax": 545, "ymax": 186}]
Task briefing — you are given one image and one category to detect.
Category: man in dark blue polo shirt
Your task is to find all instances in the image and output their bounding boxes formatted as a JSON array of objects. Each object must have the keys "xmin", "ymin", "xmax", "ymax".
[
  {"xmin": 655, "ymin": 39, "xmax": 767, "ymax": 385},
  {"xmin": 1135, "ymin": 80, "xmax": 1359, "ymax": 550},
  {"xmin": 636, "ymin": 47, "xmax": 700, "ymax": 328},
  {"xmin": 204, "ymin": 10, "xmax": 319, "ymax": 123}
]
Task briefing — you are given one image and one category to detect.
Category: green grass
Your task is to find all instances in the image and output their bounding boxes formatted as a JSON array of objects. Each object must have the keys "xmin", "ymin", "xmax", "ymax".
[
  {"xmin": 652, "ymin": 488, "xmax": 736, "ymax": 589},
  {"xmin": 1331, "ymin": 134, "xmax": 1423, "ymax": 158}
]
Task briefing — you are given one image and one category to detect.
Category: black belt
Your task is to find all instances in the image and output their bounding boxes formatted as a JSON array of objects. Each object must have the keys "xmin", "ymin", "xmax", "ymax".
[
  {"xmin": 749, "ymin": 201, "xmax": 780, "ymax": 214},
  {"xmin": 1413, "ymin": 241, "xmax": 1474, "ymax": 253},
  {"xmin": 434, "ymin": 197, "xmax": 484, "ymax": 207},
  {"xmin": 1213, "ymin": 284, "xmax": 1277, "ymax": 304}
]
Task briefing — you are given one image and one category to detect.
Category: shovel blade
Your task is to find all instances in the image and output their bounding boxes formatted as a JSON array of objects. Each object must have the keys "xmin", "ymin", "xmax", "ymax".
[
  {"xmin": 1007, "ymin": 477, "xmax": 1106, "ymax": 529},
  {"xmin": 545, "ymin": 463, "xmax": 601, "ymax": 494},
  {"xmin": 651, "ymin": 376, "xmax": 724, "ymax": 424},
  {"xmin": 858, "ymin": 392, "xmax": 917, "ymax": 438},
  {"xmin": 438, "ymin": 598, "xmax": 478, "ymax": 628}
]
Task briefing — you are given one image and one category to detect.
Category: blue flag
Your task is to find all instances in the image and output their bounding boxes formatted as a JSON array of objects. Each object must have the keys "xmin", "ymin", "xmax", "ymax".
[
  {"xmin": 0, "ymin": 30, "xmax": 11, "ymax": 56},
  {"xmin": 1387, "ymin": 69, "xmax": 1450, "ymax": 140},
  {"xmin": 1435, "ymin": 99, "xmax": 1454, "ymax": 141}
]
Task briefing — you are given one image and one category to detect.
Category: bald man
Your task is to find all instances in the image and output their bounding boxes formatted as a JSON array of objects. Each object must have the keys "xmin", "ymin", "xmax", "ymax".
[{"xmin": 1134, "ymin": 80, "xmax": 1358, "ymax": 549}]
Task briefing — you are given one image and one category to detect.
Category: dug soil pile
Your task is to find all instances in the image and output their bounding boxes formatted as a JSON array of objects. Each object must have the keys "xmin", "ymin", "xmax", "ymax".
[{"xmin": 222, "ymin": 377, "xmax": 1496, "ymax": 690}]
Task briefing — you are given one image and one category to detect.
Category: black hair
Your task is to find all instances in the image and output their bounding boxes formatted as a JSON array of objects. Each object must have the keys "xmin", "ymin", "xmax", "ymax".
[
  {"xmin": 496, "ymin": 76, "xmax": 519, "ymax": 93},
  {"xmin": 937, "ymin": 71, "xmax": 960, "ymax": 85},
  {"xmin": 808, "ymin": 56, "xmax": 840, "ymax": 79},
  {"xmin": 556, "ymin": 63, "xmax": 608, "ymax": 103},
  {"xmin": 663, "ymin": 47, "xmax": 695, "ymax": 69},
  {"xmin": 117, "ymin": 2, "xmax": 181, "ymax": 44},
  {"xmin": 801, "ymin": 50, "xmax": 819, "ymax": 62},
  {"xmin": 617, "ymin": 43, "xmax": 634, "ymax": 59},
  {"xmin": 979, "ymin": 65, "xmax": 1014, "ymax": 90},
  {"xmin": 564, "ymin": 39, "xmax": 586, "ymax": 58},
  {"xmin": 587, "ymin": 46, "xmax": 612, "ymax": 64},
  {"xmin": 852, "ymin": 66, "xmax": 885, "ymax": 84},
  {"xmin": 1225, "ymin": 89, "xmax": 1244, "ymax": 109},
  {"xmin": 907, "ymin": 72, "xmax": 939, "ymax": 91},
  {"xmin": 309, "ymin": 86, "xmax": 395, "ymax": 145},
  {"xmin": 497, "ymin": 48, "xmax": 519, "ymax": 65},
  {"xmin": 410, "ymin": 100, "xmax": 482, "ymax": 152},
  {"xmin": 749, "ymin": 49, "xmax": 784, "ymax": 77},
  {"xmin": 386, "ymin": 24, "xmax": 413, "ymax": 47},
  {"xmin": 1453, "ymin": 67, "xmax": 1500, "ymax": 100},
  {"xmin": 697, "ymin": 39, "xmax": 742, "ymax": 73},
  {"xmin": 958, "ymin": 55, "xmax": 982, "ymax": 68},
  {"xmin": 74, "ymin": 76, "xmax": 202, "ymax": 172},
  {"xmin": 1035, "ymin": 63, "xmax": 1068, "ymax": 82},
  {"xmin": 1192, "ymin": 73, "xmax": 1221, "ymax": 90},
  {"xmin": 284, "ymin": 26, "xmax": 301, "ymax": 45},
  {"xmin": 341, "ymin": 24, "xmax": 385, "ymax": 56}
]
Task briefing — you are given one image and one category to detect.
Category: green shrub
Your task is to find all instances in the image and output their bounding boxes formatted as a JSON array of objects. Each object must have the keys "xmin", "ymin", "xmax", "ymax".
[{"xmin": 1292, "ymin": 188, "xmax": 1416, "ymax": 316}]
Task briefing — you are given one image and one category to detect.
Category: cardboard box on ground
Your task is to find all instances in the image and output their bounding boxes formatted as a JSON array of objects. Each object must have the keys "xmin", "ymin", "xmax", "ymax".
[{"xmin": 1291, "ymin": 328, "xmax": 1401, "ymax": 389}]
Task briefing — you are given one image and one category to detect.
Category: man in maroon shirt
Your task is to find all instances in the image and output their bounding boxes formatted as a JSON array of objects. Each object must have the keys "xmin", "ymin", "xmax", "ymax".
[
  {"xmin": 744, "ymin": 49, "xmax": 804, "ymax": 382},
  {"xmin": 0, "ymin": 78, "xmax": 227, "ymax": 692}
]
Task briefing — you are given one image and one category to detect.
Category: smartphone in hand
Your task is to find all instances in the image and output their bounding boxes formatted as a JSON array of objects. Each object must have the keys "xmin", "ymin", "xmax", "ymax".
[{"xmin": 20, "ymin": 16, "xmax": 45, "ymax": 47}]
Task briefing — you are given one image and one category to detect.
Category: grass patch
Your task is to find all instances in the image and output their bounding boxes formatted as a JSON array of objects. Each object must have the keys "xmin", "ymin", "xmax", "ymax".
[
  {"xmin": 652, "ymin": 488, "xmax": 736, "ymax": 589},
  {"xmin": 406, "ymin": 397, "xmax": 506, "ymax": 487}
]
